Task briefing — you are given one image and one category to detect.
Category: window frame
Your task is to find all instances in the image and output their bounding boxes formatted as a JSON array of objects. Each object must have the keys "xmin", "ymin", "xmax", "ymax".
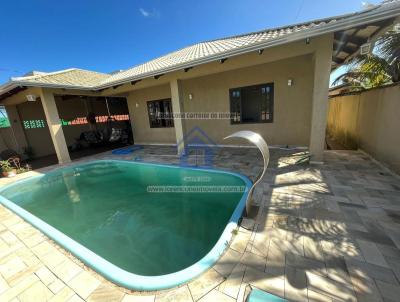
[
  {"xmin": 0, "ymin": 106, "xmax": 11, "ymax": 128},
  {"xmin": 229, "ymin": 82, "xmax": 274, "ymax": 125},
  {"xmin": 147, "ymin": 98, "xmax": 174, "ymax": 128}
]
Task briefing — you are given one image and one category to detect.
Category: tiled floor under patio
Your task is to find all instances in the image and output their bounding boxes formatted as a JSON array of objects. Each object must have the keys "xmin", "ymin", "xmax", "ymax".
[{"xmin": 0, "ymin": 146, "xmax": 399, "ymax": 302}]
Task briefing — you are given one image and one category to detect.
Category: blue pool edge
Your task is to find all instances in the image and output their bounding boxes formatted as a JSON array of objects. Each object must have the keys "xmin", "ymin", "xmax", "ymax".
[{"xmin": 0, "ymin": 159, "xmax": 252, "ymax": 291}]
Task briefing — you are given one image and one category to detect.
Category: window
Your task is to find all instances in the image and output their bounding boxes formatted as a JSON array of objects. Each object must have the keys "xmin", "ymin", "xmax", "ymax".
[
  {"xmin": 230, "ymin": 83, "xmax": 274, "ymax": 124},
  {"xmin": 0, "ymin": 106, "xmax": 10, "ymax": 128},
  {"xmin": 147, "ymin": 99, "xmax": 174, "ymax": 128}
]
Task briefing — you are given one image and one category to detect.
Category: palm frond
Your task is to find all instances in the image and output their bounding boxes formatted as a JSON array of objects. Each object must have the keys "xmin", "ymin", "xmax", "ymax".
[
  {"xmin": 332, "ymin": 30, "xmax": 400, "ymax": 90},
  {"xmin": 375, "ymin": 31, "xmax": 400, "ymax": 62}
]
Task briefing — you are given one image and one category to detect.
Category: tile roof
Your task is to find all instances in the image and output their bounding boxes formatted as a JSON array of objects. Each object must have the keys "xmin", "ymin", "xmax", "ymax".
[
  {"xmin": 11, "ymin": 68, "xmax": 110, "ymax": 89},
  {"xmin": 99, "ymin": 0, "xmax": 400, "ymax": 87},
  {"xmin": 100, "ymin": 21, "xmax": 335, "ymax": 86}
]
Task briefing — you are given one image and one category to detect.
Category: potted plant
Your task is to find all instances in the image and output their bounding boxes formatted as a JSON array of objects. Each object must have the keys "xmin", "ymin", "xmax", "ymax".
[
  {"xmin": 0, "ymin": 160, "xmax": 17, "ymax": 178},
  {"xmin": 16, "ymin": 165, "xmax": 31, "ymax": 174}
]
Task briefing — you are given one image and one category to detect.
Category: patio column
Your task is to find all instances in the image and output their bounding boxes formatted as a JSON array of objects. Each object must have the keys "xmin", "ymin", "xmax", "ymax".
[
  {"xmin": 309, "ymin": 33, "xmax": 333, "ymax": 163},
  {"xmin": 170, "ymin": 79, "xmax": 187, "ymax": 155},
  {"xmin": 39, "ymin": 88, "xmax": 71, "ymax": 164}
]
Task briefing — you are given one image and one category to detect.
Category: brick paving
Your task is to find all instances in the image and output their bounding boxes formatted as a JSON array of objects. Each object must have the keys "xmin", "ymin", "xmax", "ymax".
[{"xmin": 0, "ymin": 147, "xmax": 399, "ymax": 301}]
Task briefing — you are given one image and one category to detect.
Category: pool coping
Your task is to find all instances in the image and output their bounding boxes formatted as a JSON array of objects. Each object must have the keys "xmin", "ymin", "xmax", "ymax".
[{"xmin": 0, "ymin": 159, "xmax": 252, "ymax": 291}]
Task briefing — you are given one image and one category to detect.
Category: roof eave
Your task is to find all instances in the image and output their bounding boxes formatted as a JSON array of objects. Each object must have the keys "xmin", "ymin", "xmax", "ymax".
[
  {"xmin": 2, "ymin": 81, "xmax": 97, "ymax": 93},
  {"xmin": 0, "ymin": 82, "xmax": 20, "ymax": 96},
  {"xmin": 95, "ymin": 3, "xmax": 400, "ymax": 89}
]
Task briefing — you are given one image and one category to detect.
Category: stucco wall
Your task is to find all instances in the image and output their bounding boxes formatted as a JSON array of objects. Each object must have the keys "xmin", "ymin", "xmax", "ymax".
[
  {"xmin": 327, "ymin": 94, "xmax": 360, "ymax": 149},
  {"xmin": 327, "ymin": 84, "xmax": 400, "ymax": 174},
  {"xmin": 0, "ymin": 105, "xmax": 30, "ymax": 156},
  {"xmin": 126, "ymin": 54, "xmax": 313, "ymax": 146},
  {"xmin": 17, "ymin": 101, "xmax": 55, "ymax": 158},
  {"xmin": 0, "ymin": 128, "xmax": 16, "ymax": 153},
  {"xmin": 182, "ymin": 54, "xmax": 313, "ymax": 146},
  {"xmin": 127, "ymin": 85, "xmax": 176, "ymax": 144}
]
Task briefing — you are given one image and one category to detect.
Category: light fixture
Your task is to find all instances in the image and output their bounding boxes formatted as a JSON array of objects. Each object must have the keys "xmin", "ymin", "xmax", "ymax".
[
  {"xmin": 188, "ymin": 93, "xmax": 193, "ymax": 100},
  {"xmin": 26, "ymin": 94, "xmax": 37, "ymax": 102},
  {"xmin": 360, "ymin": 42, "xmax": 372, "ymax": 55},
  {"xmin": 305, "ymin": 38, "xmax": 310, "ymax": 45},
  {"xmin": 288, "ymin": 79, "xmax": 293, "ymax": 86},
  {"xmin": 135, "ymin": 103, "xmax": 139, "ymax": 108}
]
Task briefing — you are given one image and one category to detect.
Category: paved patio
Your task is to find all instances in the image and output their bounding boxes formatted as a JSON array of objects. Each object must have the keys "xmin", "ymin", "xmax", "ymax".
[{"xmin": 0, "ymin": 146, "xmax": 399, "ymax": 302}]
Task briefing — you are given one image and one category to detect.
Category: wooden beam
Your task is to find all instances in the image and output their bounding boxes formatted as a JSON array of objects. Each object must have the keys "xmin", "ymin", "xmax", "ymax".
[
  {"xmin": 154, "ymin": 74, "xmax": 164, "ymax": 80},
  {"xmin": 131, "ymin": 80, "xmax": 142, "ymax": 85},
  {"xmin": 332, "ymin": 57, "xmax": 345, "ymax": 64},
  {"xmin": 340, "ymin": 45, "xmax": 360, "ymax": 55}
]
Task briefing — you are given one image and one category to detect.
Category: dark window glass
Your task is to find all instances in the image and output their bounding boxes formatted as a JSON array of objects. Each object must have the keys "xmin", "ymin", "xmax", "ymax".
[
  {"xmin": 147, "ymin": 99, "xmax": 174, "ymax": 128},
  {"xmin": 229, "ymin": 83, "xmax": 274, "ymax": 124}
]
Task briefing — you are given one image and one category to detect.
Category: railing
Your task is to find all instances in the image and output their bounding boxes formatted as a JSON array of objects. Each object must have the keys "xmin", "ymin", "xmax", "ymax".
[{"xmin": 224, "ymin": 131, "xmax": 269, "ymax": 215}]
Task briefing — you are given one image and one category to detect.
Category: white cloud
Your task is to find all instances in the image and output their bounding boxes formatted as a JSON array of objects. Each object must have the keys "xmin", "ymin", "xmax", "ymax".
[
  {"xmin": 139, "ymin": 8, "xmax": 150, "ymax": 17},
  {"xmin": 139, "ymin": 8, "xmax": 160, "ymax": 18},
  {"xmin": 361, "ymin": 1, "xmax": 375, "ymax": 9}
]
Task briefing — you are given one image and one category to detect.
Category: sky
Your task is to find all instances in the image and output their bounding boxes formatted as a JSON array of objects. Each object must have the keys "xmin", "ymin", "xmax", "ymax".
[{"xmin": 0, "ymin": 0, "xmax": 381, "ymax": 84}]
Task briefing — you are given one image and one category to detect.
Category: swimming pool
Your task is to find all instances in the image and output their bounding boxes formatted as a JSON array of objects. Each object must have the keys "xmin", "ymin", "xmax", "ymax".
[{"xmin": 0, "ymin": 160, "xmax": 251, "ymax": 290}]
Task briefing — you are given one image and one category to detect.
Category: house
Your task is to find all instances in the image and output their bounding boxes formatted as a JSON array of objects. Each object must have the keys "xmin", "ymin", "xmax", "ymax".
[{"xmin": 0, "ymin": 0, "xmax": 399, "ymax": 166}]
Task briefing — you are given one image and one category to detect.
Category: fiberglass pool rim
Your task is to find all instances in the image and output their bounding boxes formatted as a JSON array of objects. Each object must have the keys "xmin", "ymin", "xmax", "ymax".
[{"xmin": 0, "ymin": 159, "xmax": 252, "ymax": 291}]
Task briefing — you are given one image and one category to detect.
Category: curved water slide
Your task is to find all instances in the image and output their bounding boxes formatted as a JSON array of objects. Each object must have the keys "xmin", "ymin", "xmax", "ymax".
[{"xmin": 224, "ymin": 131, "xmax": 269, "ymax": 215}]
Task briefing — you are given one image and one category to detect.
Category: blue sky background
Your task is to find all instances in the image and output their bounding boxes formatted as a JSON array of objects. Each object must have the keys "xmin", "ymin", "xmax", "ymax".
[{"xmin": 0, "ymin": 0, "xmax": 380, "ymax": 84}]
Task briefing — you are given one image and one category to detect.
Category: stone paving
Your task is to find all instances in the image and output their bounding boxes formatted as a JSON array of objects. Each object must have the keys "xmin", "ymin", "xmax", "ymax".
[{"xmin": 0, "ymin": 146, "xmax": 399, "ymax": 301}]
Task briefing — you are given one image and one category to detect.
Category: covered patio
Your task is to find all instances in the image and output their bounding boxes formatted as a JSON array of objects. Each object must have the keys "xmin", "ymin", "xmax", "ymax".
[
  {"xmin": 0, "ymin": 86, "xmax": 132, "ymax": 167},
  {"xmin": 0, "ymin": 146, "xmax": 399, "ymax": 301}
]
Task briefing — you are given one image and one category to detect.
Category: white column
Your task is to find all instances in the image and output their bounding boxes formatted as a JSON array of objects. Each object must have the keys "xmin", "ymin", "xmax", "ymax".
[
  {"xmin": 309, "ymin": 33, "xmax": 334, "ymax": 163},
  {"xmin": 39, "ymin": 88, "xmax": 71, "ymax": 164},
  {"xmin": 170, "ymin": 79, "xmax": 186, "ymax": 155}
]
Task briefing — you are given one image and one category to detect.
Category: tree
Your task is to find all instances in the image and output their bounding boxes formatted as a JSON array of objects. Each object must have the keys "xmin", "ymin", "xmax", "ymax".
[{"xmin": 333, "ymin": 28, "xmax": 400, "ymax": 90}]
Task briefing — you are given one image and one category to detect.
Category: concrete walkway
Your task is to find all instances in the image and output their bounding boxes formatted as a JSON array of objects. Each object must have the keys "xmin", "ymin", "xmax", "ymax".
[{"xmin": 0, "ymin": 147, "xmax": 399, "ymax": 301}]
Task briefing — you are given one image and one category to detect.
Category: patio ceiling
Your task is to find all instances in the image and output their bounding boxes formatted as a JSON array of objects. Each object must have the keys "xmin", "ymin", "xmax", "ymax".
[
  {"xmin": 0, "ymin": 86, "xmax": 26, "ymax": 101},
  {"xmin": 331, "ymin": 18, "xmax": 396, "ymax": 69}
]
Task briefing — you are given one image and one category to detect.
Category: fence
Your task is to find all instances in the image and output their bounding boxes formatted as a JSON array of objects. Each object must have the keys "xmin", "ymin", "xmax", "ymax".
[{"xmin": 327, "ymin": 83, "xmax": 400, "ymax": 174}]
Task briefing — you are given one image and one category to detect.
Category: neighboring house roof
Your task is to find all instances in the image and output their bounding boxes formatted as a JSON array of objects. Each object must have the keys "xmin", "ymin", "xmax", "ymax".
[
  {"xmin": 10, "ymin": 68, "xmax": 110, "ymax": 89},
  {"xmin": 0, "ymin": 0, "xmax": 399, "ymax": 97}
]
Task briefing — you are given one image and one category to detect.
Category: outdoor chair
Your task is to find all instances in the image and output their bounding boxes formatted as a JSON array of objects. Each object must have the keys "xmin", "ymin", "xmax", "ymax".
[{"xmin": 81, "ymin": 131, "xmax": 104, "ymax": 146}]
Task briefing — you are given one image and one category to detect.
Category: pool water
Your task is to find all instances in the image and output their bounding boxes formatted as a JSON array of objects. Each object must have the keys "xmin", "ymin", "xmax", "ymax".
[{"xmin": 0, "ymin": 161, "xmax": 248, "ymax": 277}]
